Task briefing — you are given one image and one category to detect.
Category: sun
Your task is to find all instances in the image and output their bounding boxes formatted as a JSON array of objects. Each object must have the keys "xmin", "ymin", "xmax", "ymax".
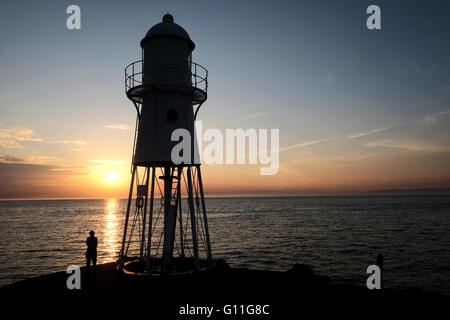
[{"xmin": 106, "ymin": 171, "xmax": 119, "ymax": 183}]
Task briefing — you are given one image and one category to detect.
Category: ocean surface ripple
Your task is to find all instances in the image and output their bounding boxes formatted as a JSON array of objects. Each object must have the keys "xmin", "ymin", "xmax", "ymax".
[{"xmin": 0, "ymin": 196, "xmax": 449, "ymax": 294}]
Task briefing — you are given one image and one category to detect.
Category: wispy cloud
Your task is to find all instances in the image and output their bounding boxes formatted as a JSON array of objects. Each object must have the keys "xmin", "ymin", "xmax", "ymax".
[
  {"xmin": 347, "ymin": 126, "xmax": 390, "ymax": 139},
  {"xmin": 104, "ymin": 124, "xmax": 131, "ymax": 130},
  {"xmin": 89, "ymin": 160, "xmax": 127, "ymax": 165},
  {"xmin": 236, "ymin": 112, "xmax": 268, "ymax": 123},
  {"xmin": 364, "ymin": 138, "xmax": 449, "ymax": 153},
  {"xmin": 50, "ymin": 166, "xmax": 90, "ymax": 174},
  {"xmin": 0, "ymin": 154, "xmax": 56, "ymax": 164},
  {"xmin": 422, "ymin": 109, "xmax": 450, "ymax": 126},
  {"xmin": 0, "ymin": 128, "xmax": 43, "ymax": 142},
  {"xmin": 279, "ymin": 136, "xmax": 338, "ymax": 152},
  {"xmin": 0, "ymin": 128, "xmax": 89, "ymax": 151},
  {"xmin": 55, "ymin": 140, "xmax": 86, "ymax": 147},
  {"xmin": 0, "ymin": 128, "xmax": 43, "ymax": 149},
  {"xmin": 0, "ymin": 139, "xmax": 24, "ymax": 149}
]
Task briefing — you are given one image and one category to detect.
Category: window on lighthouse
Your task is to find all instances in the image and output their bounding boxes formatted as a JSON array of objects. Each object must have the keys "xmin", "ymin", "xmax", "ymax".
[{"xmin": 167, "ymin": 109, "xmax": 178, "ymax": 122}]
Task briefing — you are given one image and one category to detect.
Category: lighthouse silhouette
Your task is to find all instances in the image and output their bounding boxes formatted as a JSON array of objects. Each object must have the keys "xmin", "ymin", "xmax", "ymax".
[{"xmin": 117, "ymin": 13, "xmax": 213, "ymax": 274}]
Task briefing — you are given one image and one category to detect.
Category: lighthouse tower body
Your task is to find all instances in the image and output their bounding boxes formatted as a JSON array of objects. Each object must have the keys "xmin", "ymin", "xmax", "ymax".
[
  {"xmin": 134, "ymin": 14, "xmax": 197, "ymax": 165},
  {"xmin": 118, "ymin": 14, "xmax": 212, "ymax": 275}
]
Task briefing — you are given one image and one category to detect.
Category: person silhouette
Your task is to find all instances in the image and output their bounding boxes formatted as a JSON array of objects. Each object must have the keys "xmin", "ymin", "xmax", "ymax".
[{"xmin": 86, "ymin": 230, "xmax": 98, "ymax": 272}]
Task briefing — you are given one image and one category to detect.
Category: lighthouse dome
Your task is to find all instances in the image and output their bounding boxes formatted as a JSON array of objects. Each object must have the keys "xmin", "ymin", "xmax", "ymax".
[{"xmin": 140, "ymin": 13, "xmax": 195, "ymax": 50}]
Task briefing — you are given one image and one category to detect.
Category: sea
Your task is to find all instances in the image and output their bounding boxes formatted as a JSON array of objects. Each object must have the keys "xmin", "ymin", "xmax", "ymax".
[{"xmin": 0, "ymin": 195, "xmax": 449, "ymax": 294}]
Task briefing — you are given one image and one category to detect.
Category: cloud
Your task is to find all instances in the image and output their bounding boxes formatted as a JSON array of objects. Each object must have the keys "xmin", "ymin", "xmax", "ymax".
[
  {"xmin": 0, "ymin": 128, "xmax": 43, "ymax": 141},
  {"xmin": 104, "ymin": 124, "xmax": 131, "ymax": 130},
  {"xmin": 279, "ymin": 136, "xmax": 338, "ymax": 152},
  {"xmin": 236, "ymin": 112, "xmax": 268, "ymax": 123},
  {"xmin": 55, "ymin": 140, "xmax": 86, "ymax": 146},
  {"xmin": 347, "ymin": 126, "xmax": 390, "ymax": 139},
  {"xmin": 422, "ymin": 109, "xmax": 450, "ymax": 126},
  {"xmin": 50, "ymin": 166, "xmax": 90, "ymax": 174},
  {"xmin": 0, "ymin": 162, "xmax": 92, "ymax": 199},
  {"xmin": 0, "ymin": 128, "xmax": 88, "ymax": 150},
  {"xmin": 0, "ymin": 139, "xmax": 24, "ymax": 149},
  {"xmin": 364, "ymin": 139, "xmax": 449, "ymax": 153},
  {"xmin": 0, "ymin": 127, "xmax": 42, "ymax": 148},
  {"xmin": 89, "ymin": 160, "xmax": 127, "ymax": 165},
  {"xmin": 0, "ymin": 154, "xmax": 56, "ymax": 164}
]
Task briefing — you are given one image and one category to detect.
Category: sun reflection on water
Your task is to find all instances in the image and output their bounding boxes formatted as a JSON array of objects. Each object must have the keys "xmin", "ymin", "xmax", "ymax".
[{"xmin": 103, "ymin": 198, "xmax": 120, "ymax": 262}]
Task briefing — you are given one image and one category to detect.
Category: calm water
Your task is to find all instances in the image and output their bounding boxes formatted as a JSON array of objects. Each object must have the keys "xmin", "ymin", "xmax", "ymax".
[{"xmin": 0, "ymin": 196, "xmax": 449, "ymax": 294}]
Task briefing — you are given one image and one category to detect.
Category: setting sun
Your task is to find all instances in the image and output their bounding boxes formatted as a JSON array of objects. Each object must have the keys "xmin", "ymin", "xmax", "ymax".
[{"xmin": 106, "ymin": 172, "xmax": 119, "ymax": 183}]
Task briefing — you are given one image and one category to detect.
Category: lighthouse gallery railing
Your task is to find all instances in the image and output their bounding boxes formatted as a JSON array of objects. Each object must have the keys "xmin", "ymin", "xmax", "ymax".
[{"xmin": 125, "ymin": 59, "xmax": 208, "ymax": 103}]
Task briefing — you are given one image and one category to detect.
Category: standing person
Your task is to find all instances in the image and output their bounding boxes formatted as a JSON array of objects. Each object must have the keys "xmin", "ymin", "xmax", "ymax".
[{"xmin": 86, "ymin": 230, "xmax": 98, "ymax": 272}]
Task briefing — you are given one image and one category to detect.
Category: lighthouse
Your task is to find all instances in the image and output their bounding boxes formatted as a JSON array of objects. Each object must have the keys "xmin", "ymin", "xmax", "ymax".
[{"xmin": 118, "ymin": 13, "xmax": 212, "ymax": 274}]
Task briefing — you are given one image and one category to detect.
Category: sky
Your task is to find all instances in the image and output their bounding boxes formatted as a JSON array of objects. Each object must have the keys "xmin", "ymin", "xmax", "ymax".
[{"xmin": 1, "ymin": 0, "xmax": 450, "ymax": 199}]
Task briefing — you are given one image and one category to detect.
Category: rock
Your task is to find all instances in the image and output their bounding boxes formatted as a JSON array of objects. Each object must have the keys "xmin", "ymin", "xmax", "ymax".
[{"xmin": 287, "ymin": 264, "xmax": 315, "ymax": 279}]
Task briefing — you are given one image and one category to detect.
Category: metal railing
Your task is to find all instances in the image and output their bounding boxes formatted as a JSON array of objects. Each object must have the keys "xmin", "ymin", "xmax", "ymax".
[{"xmin": 125, "ymin": 59, "xmax": 208, "ymax": 98}]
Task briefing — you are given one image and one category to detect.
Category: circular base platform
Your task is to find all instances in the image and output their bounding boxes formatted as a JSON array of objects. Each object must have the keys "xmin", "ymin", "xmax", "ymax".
[{"xmin": 117, "ymin": 256, "xmax": 215, "ymax": 276}]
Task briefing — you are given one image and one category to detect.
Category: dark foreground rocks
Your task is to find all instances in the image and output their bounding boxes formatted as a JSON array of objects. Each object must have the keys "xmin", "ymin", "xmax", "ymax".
[{"xmin": 0, "ymin": 260, "xmax": 447, "ymax": 317}]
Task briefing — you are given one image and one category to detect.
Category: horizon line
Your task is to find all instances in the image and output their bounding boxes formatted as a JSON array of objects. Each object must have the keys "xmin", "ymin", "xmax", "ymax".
[{"xmin": 1, "ymin": 187, "xmax": 449, "ymax": 201}]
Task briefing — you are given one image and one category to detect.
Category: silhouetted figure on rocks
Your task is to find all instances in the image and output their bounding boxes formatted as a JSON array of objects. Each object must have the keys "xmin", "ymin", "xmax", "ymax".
[{"xmin": 86, "ymin": 230, "xmax": 98, "ymax": 272}]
